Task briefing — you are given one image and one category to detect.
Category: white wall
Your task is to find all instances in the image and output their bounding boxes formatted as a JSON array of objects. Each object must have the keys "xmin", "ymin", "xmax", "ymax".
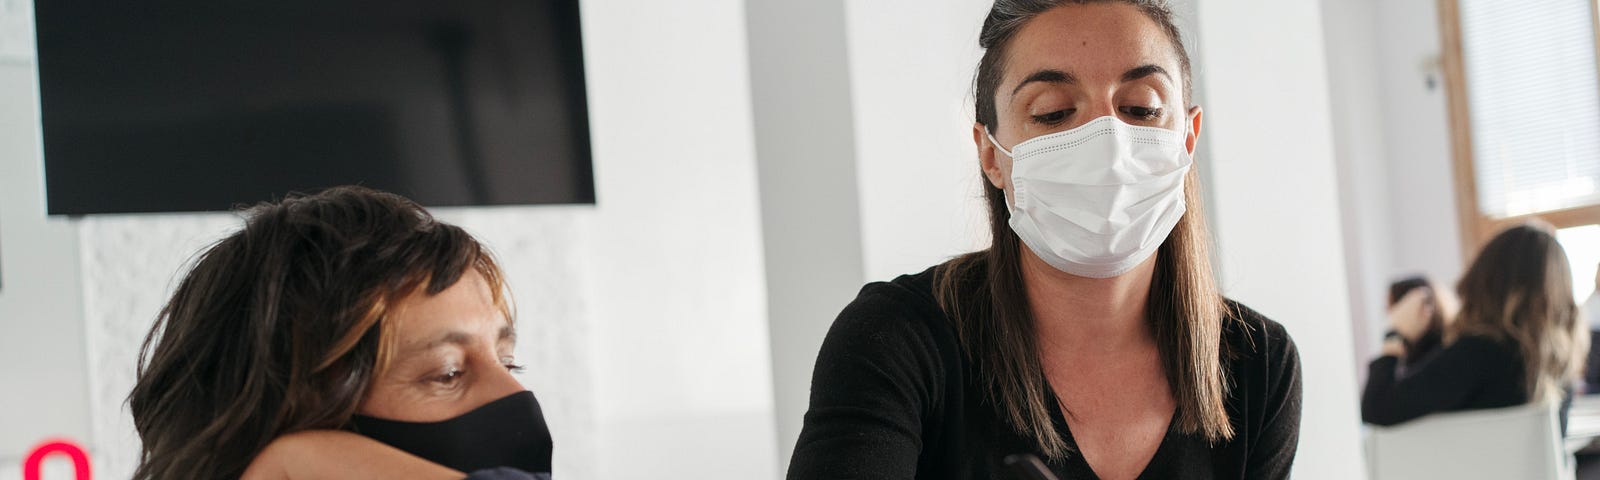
[
  {"xmin": 1373, "ymin": 0, "xmax": 1464, "ymax": 287},
  {"xmin": 0, "ymin": 1, "xmax": 91, "ymax": 469},
  {"xmin": 578, "ymin": 0, "xmax": 778, "ymax": 478},
  {"xmin": 1319, "ymin": 0, "xmax": 1467, "ymax": 371},
  {"xmin": 1321, "ymin": 0, "xmax": 1397, "ymax": 378},
  {"xmin": 1192, "ymin": 0, "xmax": 1367, "ymax": 479},
  {"xmin": 843, "ymin": 0, "xmax": 993, "ymax": 283}
]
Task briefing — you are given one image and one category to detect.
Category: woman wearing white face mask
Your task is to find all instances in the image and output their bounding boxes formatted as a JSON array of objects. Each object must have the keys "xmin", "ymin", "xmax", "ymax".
[{"xmin": 787, "ymin": 1, "xmax": 1301, "ymax": 479}]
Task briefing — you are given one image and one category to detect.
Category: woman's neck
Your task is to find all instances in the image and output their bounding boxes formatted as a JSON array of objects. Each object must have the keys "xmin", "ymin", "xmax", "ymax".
[{"xmin": 1020, "ymin": 246, "xmax": 1159, "ymax": 353}]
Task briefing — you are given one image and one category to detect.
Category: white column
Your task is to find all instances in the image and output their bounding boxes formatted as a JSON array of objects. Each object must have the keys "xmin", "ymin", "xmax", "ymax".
[
  {"xmin": 745, "ymin": 0, "xmax": 868, "ymax": 470},
  {"xmin": 1192, "ymin": 0, "xmax": 1367, "ymax": 477}
]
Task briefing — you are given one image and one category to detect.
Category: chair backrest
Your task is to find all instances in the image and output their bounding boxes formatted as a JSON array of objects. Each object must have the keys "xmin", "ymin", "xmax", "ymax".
[{"xmin": 1365, "ymin": 404, "xmax": 1569, "ymax": 480}]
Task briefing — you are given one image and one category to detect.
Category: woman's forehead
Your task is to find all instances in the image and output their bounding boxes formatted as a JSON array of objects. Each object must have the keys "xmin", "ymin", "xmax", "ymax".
[
  {"xmin": 390, "ymin": 270, "xmax": 510, "ymax": 345},
  {"xmin": 1002, "ymin": 3, "xmax": 1181, "ymax": 88}
]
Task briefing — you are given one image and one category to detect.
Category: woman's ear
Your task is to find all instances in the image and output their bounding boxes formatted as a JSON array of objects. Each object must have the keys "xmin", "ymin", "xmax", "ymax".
[
  {"xmin": 1185, "ymin": 106, "xmax": 1204, "ymax": 155},
  {"xmin": 973, "ymin": 122, "xmax": 1007, "ymax": 189}
]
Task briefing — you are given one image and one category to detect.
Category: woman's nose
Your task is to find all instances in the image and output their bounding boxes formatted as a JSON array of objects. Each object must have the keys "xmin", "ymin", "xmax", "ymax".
[
  {"xmin": 1082, "ymin": 100, "xmax": 1117, "ymax": 119},
  {"xmin": 482, "ymin": 356, "xmax": 526, "ymax": 399},
  {"xmin": 1059, "ymin": 100, "xmax": 1117, "ymax": 131}
]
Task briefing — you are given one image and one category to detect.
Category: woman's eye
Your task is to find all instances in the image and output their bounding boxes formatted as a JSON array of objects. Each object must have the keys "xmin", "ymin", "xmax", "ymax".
[
  {"xmin": 499, "ymin": 356, "xmax": 524, "ymax": 374},
  {"xmin": 431, "ymin": 368, "xmax": 465, "ymax": 385},
  {"xmin": 1031, "ymin": 109, "xmax": 1071, "ymax": 125},
  {"xmin": 499, "ymin": 354, "xmax": 526, "ymax": 374},
  {"xmin": 1121, "ymin": 106, "xmax": 1163, "ymax": 121}
]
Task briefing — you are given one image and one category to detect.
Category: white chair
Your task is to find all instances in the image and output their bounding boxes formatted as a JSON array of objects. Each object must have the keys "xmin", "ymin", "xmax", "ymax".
[{"xmin": 1365, "ymin": 404, "xmax": 1572, "ymax": 480}]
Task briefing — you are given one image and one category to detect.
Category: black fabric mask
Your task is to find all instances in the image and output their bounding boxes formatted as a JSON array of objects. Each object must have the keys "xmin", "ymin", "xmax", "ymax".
[{"xmin": 350, "ymin": 390, "xmax": 554, "ymax": 474}]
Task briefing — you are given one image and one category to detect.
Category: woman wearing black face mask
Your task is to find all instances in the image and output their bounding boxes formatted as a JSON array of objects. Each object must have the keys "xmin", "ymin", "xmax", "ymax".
[{"xmin": 127, "ymin": 186, "xmax": 554, "ymax": 480}]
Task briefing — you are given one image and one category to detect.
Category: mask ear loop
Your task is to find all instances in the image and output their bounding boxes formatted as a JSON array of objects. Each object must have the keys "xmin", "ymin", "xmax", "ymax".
[
  {"xmin": 985, "ymin": 127, "xmax": 1014, "ymax": 158},
  {"xmin": 983, "ymin": 125, "xmax": 1023, "ymax": 211}
]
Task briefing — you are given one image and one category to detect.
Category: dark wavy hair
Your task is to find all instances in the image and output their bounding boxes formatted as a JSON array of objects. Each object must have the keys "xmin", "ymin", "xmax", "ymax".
[
  {"xmin": 936, "ymin": 0, "xmax": 1233, "ymax": 460},
  {"xmin": 127, "ymin": 185, "xmax": 510, "ymax": 480}
]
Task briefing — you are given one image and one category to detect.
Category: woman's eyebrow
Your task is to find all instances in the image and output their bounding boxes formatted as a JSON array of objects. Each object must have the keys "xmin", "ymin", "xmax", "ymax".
[
  {"xmin": 400, "ymin": 325, "xmax": 516, "ymax": 354},
  {"xmin": 1011, "ymin": 69, "xmax": 1076, "ymax": 96},
  {"xmin": 1121, "ymin": 64, "xmax": 1171, "ymax": 84},
  {"xmin": 419, "ymin": 331, "xmax": 475, "ymax": 351}
]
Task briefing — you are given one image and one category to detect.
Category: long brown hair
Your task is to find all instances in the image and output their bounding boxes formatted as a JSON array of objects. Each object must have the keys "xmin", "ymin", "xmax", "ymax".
[
  {"xmin": 127, "ymin": 186, "xmax": 510, "ymax": 480},
  {"xmin": 1452, "ymin": 223, "xmax": 1587, "ymax": 404},
  {"xmin": 935, "ymin": 0, "xmax": 1233, "ymax": 459}
]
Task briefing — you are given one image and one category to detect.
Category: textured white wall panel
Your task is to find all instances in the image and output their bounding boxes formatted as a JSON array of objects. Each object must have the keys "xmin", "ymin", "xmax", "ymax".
[{"xmin": 79, "ymin": 213, "xmax": 241, "ymax": 480}]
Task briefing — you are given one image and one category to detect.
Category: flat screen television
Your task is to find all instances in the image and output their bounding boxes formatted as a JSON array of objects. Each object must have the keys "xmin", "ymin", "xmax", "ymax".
[{"xmin": 36, "ymin": 0, "xmax": 593, "ymax": 215}]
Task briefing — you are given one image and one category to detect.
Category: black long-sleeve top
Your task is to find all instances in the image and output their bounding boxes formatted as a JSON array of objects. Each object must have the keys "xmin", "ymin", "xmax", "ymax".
[
  {"xmin": 787, "ymin": 267, "xmax": 1303, "ymax": 480},
  {"xmin": 1362, "ymin": 334, "xmax": 1564, "ymax": 429}
]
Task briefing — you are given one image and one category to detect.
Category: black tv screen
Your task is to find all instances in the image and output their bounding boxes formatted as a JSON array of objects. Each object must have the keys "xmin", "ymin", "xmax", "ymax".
[{"xmin": 36, "ymin": 1, "xmax": 593, "ymax": 215}]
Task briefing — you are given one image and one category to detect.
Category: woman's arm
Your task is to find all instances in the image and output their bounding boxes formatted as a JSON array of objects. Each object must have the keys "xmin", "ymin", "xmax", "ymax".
[
  {"xmin": 787, "ymin": 288, "xmax": 946, "ymax": 479},
  {"xmin": 242, "ymin": 430, "xmax": 465, "ymax": 480},
  {"xmin": 1361, "ymin": 336, "xmax": 1507, "ymax": 426}
]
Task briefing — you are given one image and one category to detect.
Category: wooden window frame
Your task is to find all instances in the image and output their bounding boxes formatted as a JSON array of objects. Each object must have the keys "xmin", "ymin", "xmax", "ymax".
[{"xmin": 1437, "ymin": 0, "xmax": 1600, "ymax": 257}]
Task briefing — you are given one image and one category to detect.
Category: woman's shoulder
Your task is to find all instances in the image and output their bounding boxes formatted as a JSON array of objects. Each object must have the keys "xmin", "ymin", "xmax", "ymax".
[
  {"xmin": 1221, "ymin": 300, "xmax": 1297, "ymax": 361},
  {"xmin": 1443, "ymin": 331, "xmax": 1522, "ymax": 362},
  {"xmin": 1450, "ymin": 331, "xmax": 1517, "ymax": 349},
  {"xmin": 828, "ymin": 266, "xmax": 953, "ymax": 343},
  {"xmin": 863, "ymin": 265, "xmax": 944, "ymax": 305},
  {"xmin": 808, "ymin": 265, "xmax": 964, "ymax": 410},
  {"xmin": 1220, "ymin": 300, "xmax": 1301, "ymax": 404},
  {"xmin": 814, "ymin": 264, "xmax": 970, "ymax": 379},
  {"xmin": 1218, "ymin": 300, "xmax": 1302, "ymax": 441}
]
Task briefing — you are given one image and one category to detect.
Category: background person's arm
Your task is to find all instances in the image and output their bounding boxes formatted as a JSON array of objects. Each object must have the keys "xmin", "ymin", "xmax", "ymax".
[
  {"xmin": 1360, "ymin": 336, "xmax": 1508, "ymax": 426},
  {"xmin": 242, "ymin": 430, "xmax": 465, "ymax": 480}
]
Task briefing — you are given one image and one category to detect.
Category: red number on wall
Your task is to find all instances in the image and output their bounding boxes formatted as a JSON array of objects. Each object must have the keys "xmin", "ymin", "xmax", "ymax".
[{"xmin": 23, "ymin": 439, "xmax": 91, "ymax": 480}]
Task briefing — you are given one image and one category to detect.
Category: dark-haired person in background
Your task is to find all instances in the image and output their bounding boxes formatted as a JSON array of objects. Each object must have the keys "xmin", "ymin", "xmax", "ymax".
[
  {"xmin": 1363, "ymin": 223, "xmax": 1589, "ymax": 433},
  {"xmin": 127, "ymin": 186, "xmax": 553, "ymax": 480},
  {"xmin": 1384, "ymin": 275, "xmax": 1456, "ymax": 367},
  {"xmin": 786, "ymin": 1, "xmax": 1301, "ymax": 478}
]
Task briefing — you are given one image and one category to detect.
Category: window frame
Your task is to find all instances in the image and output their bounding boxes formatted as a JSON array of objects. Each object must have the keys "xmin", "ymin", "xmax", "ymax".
[{"xmin": 1437, "ymin": 0, "xmax": 1600, "ymax": 255}]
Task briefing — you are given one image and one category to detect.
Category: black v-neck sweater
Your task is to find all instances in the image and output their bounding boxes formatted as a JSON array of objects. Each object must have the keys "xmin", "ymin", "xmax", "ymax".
[{"xmin": 787, "ymin": 267, "xmax": 1302, "ymax": 480}]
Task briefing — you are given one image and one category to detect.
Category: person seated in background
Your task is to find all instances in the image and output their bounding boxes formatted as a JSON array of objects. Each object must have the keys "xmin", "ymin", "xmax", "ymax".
[
  {"xmin": 1363, "ymin": 222, "xmax": 1589, "ymax": 432},
  {"xmin": 127, "ymin": 186, "xmax": 553, "ymax": 480}
]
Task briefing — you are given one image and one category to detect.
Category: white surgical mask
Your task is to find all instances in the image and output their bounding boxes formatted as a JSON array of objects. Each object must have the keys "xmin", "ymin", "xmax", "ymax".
[{"xmin": 987, "ymin": 115, "xmax": 1192, "ymax": 278}]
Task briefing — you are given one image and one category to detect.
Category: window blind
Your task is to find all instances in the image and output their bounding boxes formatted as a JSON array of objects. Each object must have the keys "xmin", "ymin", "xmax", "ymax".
[{"xmin": 1459, "ymin": 0, "xmax": 1600, "ymax": 218}]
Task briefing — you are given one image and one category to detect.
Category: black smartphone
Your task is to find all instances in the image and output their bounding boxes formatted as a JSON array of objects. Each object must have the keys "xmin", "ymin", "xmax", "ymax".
[{"xmin": 1003, "ymin": 454, "xmax": 1061, "ymax": 480}]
